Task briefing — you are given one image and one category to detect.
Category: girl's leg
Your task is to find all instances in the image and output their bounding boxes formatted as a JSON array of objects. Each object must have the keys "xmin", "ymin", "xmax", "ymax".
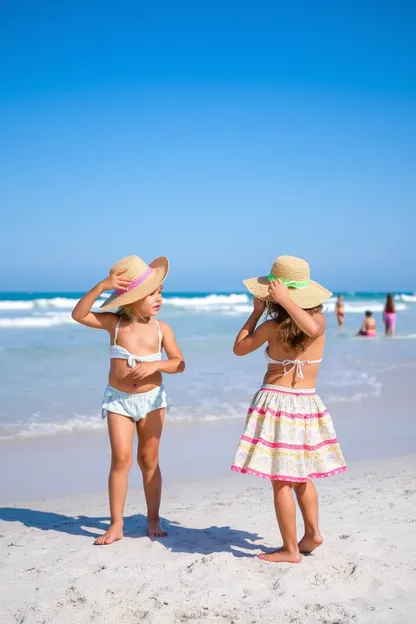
[
  {"xmin": 95, "ymin": 413, "xmax": 135, "ymax": 545},
  {"xmin": 259, "ymin": 481, "xmax": 301, "ymax": 563},
  {"xmin": 136, "ymin": 408, "xmax": 167, "ymax": 538},
  {"xmin": 294, "ymin": 480, "xmax": 323, "ymax": 553}
]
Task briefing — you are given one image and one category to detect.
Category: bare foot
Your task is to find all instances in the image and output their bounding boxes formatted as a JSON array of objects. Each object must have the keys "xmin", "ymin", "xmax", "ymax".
[
  {"xmin": 298, "ymin": 532, "xmax": 323, "ymax": 554},
  {"xmin": 258, "ymin": 549, "xmax": 301, "ymax": 564},
  {"xmin": 94, "ymin": 523, "xmax": 123, "ymax": 545},
  {"xmin": 148, "ymin": 518, "xmax": 168, "ymax": 538}
]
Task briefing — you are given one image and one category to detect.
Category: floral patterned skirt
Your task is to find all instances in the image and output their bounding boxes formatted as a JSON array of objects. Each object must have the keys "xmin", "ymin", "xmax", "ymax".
[{"xmin": 231, "ymin": 385, "xmax": 347, "ymax": 482}]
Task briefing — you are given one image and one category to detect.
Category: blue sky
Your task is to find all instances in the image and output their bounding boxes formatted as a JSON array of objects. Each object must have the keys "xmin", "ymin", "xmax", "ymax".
[{"xmin": 1, "ymin": 1, "xmax": 415, "ymax": 292}]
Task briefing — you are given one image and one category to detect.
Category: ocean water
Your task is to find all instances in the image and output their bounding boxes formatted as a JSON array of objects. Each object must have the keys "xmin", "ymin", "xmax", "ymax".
[{"xmin": 0, "ymin": 291, "xmax": 415, "ymax": 441}]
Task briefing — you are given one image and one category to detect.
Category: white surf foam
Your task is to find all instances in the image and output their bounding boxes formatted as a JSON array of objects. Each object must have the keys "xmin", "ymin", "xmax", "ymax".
[
  {"xmin": 0, "ymin": 300, "xmax": 35, "ymax": 310},
  {"xmin": 326, "ymin": 302, "xmax": 407, "ymax": 314},
  {"xmin": 0, "ymin": 314, "xmax": 75, "ymax": 328},
  {"xmin": 164, "ymin": 294, "xmax": 250, "ymax": 308},
  {"xmin": 0, "ymin": 296, "xmax": 107, "ymax": 312},
  {"xmin": 0, "ymin": 410, "xmax": 246, "ymax": 440},
  {"xmin": 0, "ymin": 293, "xmax": 410, "ymax": 327},
  {"xmin": 0, "ymin": 415, "xmax": 106, "ymax": 439}
]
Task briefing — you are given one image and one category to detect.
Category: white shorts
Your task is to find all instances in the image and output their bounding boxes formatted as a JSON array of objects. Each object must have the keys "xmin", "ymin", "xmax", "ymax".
[{"xmin": 102, "ymin": 384, "xmax": 170, "ymax": 422}]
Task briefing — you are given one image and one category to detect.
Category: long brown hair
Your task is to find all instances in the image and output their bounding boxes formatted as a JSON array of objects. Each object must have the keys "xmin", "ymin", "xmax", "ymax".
[
  {"xmin": 385, "ymin": 294, "xmax": 395, "ymax": 313},
  {"xmin": 266, "ymin": 302, "xmax": 323, "ymax": 355}
]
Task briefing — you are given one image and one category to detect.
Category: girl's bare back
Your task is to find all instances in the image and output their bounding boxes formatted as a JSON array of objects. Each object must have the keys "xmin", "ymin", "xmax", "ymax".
[{"xmin": 263, "ymin": 322, "xmax": 325, "ymax": 389}]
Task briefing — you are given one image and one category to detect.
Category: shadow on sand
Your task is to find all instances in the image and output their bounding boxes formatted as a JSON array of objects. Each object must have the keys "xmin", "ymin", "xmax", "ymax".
[{"xmin": 0, "ymin": 507, "xmax": 264, "ymax": 558}]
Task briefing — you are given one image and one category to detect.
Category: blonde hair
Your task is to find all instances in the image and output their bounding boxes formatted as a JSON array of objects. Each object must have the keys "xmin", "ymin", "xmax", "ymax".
[
  {"xmin": 116, "ymin": 303, "xmax": 147, "ymax": 324},
  {"xmin": 266, "ymin": 302, "xmax": 323, "ymax": 355}
]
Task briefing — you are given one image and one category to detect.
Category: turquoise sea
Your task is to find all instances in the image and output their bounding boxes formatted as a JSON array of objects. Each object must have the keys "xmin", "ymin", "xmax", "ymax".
[{"xmin": 0, "ymin": 290, "xmax": 415, "ymax": 440}]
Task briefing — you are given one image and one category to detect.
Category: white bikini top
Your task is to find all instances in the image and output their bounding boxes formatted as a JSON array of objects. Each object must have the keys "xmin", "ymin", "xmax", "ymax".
[
  {"xmin": 265, "ymin": 348, "xmax": 322, "ymax": 380},
  {"xmin": 109, "ymin": 319, "xmax": 163, "ymax": 368}
]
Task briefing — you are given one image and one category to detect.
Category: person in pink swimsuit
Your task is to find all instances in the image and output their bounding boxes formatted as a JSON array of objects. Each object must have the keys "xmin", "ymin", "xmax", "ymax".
[
  {"xmin": 357, "ymin": 311, "xmax": 376, "ymax": 337},
  {"xmin": 384, "ymin": 294, "xmax": 396, "ymax": 337}
]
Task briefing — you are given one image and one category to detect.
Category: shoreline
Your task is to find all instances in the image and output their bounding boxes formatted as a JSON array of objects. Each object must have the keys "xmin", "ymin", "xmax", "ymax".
[
  {"xmin": 1, "ymin": 364, "xmax": 415, "ymax": 504},
  {"xmin": 0, "ymin": 363, "xmax": 416, "ymax": 504},
  {"xmin": 1, "ymin": 454, "xmax": 415, "ymax": 623}
]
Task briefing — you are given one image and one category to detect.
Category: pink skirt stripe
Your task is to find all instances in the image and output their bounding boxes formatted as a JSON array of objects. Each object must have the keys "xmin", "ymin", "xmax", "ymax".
[
  {"xmin": 232, "ymin": 384, "xmax": 347, "ymax": 482},
  {"xmin": 259, "ymin": 386, "xmax": 316, "ymax": 396},
  {"xmin": 248, "ymin": 406, "xmax": 328, "ymax": 420},
  {"xmin": 231, "ymin": 464, "xmax": 347, "ymax": 482},
  {"xmin": 241, "ymin": 434, "xmax": 339, "ymax": 451}
]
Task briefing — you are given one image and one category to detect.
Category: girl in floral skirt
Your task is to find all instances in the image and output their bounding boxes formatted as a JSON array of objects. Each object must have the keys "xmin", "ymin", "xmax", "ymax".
[{"xmin": 232, "ymin": 256, "xmax": 346, "ymax": 563}]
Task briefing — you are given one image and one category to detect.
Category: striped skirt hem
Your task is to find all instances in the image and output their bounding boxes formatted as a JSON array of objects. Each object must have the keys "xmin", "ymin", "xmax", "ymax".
[
  {"xmin": 231, "ymin": 384, "xmax": 347, "ymax": 482},
  {"xmin": 231, "ymin": 464, "xmax": 347, "ymax": 483}
]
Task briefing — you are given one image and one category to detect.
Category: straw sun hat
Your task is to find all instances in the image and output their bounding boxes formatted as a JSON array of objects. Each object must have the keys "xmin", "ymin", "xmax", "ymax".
[
  {"xmin": 243, "ymin": 255, "xmax": 332, "ymax": 309},
  {"xmin": 100, "ymin": 255, "xmax": 169, "ymax": 310}
]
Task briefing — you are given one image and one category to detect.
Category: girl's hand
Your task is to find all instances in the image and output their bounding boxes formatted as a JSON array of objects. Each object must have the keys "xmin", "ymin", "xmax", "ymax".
[
  {"xmin": 101, "ymin": 270, "xmax": 131, "ymax": 292},
  {"xmin": 268, "ymin": 279, "xmax": 290, "ymax": 305},
  {"xmin": 253, "ymin": 297, "xmax": 266, "ymax": 314},
  {"xmin": 130, "ymin": 361, "xmax": 160, "ymax": 380}
]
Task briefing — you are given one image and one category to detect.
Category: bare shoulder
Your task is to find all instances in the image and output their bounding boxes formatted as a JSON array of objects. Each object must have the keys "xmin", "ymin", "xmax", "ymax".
[
  {"xmin": 258, "ymin": 319, "xmax": 276, "ymax": 336},
  {"xmin": 103, "ymin": 312, "xmax": 120, "ymax": 334},
  {"xmin": 157, "ymin": 320, "xmax": 175, "ymax": 338},
  {"xmin": 157, "ymin": 320, "xmax": 172, "ymax": 332}
]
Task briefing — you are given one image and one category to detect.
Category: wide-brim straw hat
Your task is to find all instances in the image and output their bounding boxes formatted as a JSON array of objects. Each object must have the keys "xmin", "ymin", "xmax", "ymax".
[
  {"xmin": 243, "ymin": 255, "xmax": 332, "ymax": 309},
  {"xmin": 100, "ymin": 255, "xmax": 169, "ymax": 310}
]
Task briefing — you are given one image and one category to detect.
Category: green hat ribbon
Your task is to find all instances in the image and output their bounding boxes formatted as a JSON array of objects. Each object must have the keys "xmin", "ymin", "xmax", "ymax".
[{"xmin": 268, "ymin": 274, "xmax": 311, "ymax": 289}]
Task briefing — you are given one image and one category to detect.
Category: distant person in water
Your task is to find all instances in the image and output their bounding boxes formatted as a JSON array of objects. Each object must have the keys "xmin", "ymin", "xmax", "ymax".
[
  {"xmin": 357, "ymin": 311, "xmax": 376, "ymax": 337},
  {"xmin": 384, "ymin": 294, "xmax": 396, "ymax": 337},
  {"xmin": 335, "ymin": 295, "xmax": 345, "ymax": 326}
]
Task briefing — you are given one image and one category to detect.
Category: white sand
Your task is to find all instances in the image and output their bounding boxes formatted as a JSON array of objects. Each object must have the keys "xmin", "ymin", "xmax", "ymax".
[{"xmin": 1, "ymin": 455, "xmax": 416, "ymax": 624}]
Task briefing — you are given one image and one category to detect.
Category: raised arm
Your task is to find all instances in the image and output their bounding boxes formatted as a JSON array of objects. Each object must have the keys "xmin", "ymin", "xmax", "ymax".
[
  {"xmin": 71, "ymin": 270, "xmax": 131, "ymax": 330},
  {"xmin": 233, "ymin": 298, "xmax": 272, "ymax": 356},
  {"xmin": 268, "ymin": 280, "xmax": 326, "ymax": 338}
]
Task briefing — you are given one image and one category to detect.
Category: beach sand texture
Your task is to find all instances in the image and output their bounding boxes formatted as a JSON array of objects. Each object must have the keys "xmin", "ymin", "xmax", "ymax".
[{"xmin": 1, "ymin": 455, "xmax": 415, "ymax": 624}]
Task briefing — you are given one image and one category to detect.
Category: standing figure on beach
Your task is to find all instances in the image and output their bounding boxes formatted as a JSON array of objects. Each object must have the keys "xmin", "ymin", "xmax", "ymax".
[
  {"xmin": 231, "ymin": 256, "xmax": 346, "ymax": 564},
  {"xmin": 335, "ymin": 295, "xmax": 345, "ymax": 326},
  {"xmin": 383, "ymin": 294, "xmax": 396, "ymax": 337},
  {"xmin": 357, "ymin": 311, "xmax": 376, "ymax": 337},
  {"xmin": 72, "ymin": 255, "xmax": 184, "ymax": 545}
]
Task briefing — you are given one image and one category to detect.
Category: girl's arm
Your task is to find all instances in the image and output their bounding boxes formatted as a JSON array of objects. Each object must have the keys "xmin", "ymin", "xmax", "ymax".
[
  {"xmin": 268, "ymin": 280, "xmax": 326, "ymax": 338},
  {"xmin": 233, "ymin": 299, "xmax": 272, "ymax": 356},
  {"xmin": 71, "ymin": 270, "xmax": 131, "ymax": 330},
  {"xmin": 158, "ymin": 322, "xmax": 185, "ymax": 373},
  {"xmin": 130, "ymin": 322, "xmax": 185, "ymax": 380}
]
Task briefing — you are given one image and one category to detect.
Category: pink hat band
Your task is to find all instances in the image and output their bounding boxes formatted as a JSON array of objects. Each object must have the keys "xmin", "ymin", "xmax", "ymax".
[{"xmin": 114, "ymin": 266, "xmax": 154, "ymax": 296}]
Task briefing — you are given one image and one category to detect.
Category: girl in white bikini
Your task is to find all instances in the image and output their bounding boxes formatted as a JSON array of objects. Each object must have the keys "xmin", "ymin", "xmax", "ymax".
[
  {"xmin": 72, "ymin": 255, "xmax": 184, "ymax": 544},
  {"xmin": 232, "ymin": 256, "xmax": 346, "ymax": 564}
]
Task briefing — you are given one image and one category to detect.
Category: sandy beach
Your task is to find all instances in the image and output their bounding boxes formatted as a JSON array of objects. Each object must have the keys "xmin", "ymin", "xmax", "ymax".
[
  {"xmin": 1, "ymin": 454, "xmax": 415, "ymax": 624},
  {"xmin": 1, "ymin": 363, "xmax": 416, "ymax": 623}
]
